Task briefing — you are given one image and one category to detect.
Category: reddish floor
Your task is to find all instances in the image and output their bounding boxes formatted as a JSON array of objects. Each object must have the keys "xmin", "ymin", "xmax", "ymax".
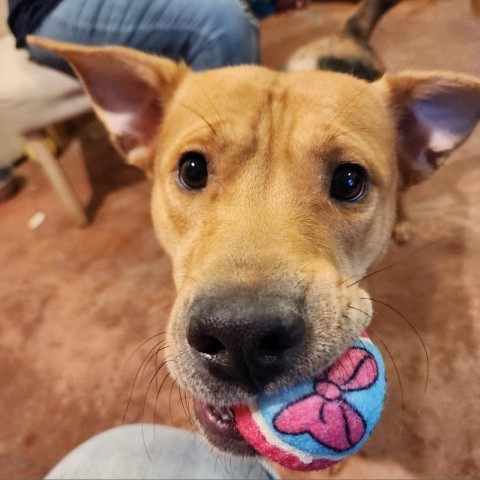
[{"xmin": 1, "ymin": 1, "xmax": 479, "ymax": 478}]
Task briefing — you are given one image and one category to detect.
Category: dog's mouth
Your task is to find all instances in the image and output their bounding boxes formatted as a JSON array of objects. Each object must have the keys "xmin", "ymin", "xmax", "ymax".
[{"xmin": 193, "ymin": 399, "xmax": 256, "ymax": 456}]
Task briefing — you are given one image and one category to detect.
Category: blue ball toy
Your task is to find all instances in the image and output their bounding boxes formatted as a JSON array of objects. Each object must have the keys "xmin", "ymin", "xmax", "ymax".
[{"xmin": 234, "ymin": 333, "xmax": 386, "ymax": 471}]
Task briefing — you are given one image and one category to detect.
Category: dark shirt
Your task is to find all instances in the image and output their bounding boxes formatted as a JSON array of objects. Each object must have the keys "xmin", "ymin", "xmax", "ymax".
[{"xmin": 8, "ymin": 0, "xmax": 62, "ymax": 48}]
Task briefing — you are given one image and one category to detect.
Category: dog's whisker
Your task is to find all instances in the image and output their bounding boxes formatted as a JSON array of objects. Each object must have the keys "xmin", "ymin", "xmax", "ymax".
[
  {"xmin": 322, "ymin": 83, "xmax": 373, "ymax": 141},
  {"xmin": 182, "ymin": 394, "xmax": 197, "ymax": 433},
  {"xmin": 344, "ymin": 237, "xmax": 448, "ymax": 288},
  {"xmin": 181, "ymin": 274, "xmax": 199, "ymax": 285},
  {"xmin": 323, "ymin": 109, "xmax": 358, "ymax": 147},
  {"xmin": 161, "ymin": 362, "xmax": 218, "ymax": 444},
  {"xmin": 143, "ymin": 356, "xmax": 172, "ymax": 410},
  {"xmin": 338, "ymin": 318, "xmax": 356, "ymax": 378},
  {"xmin": 177, "ymin": 385, "xmax": 189, "ymax": 422},
  {"xmin": 139, "ymin": 369, "xmax": 157, "ymax": 465},
  {"xmin": 140, "ymin": 422, "xmax": 153, "ymax": 463},
  {"xmin": 297, "ymin": 260, "xmax": 331, "ymax": 279},
  {"xmin": 348, "ymin": 305, "xmax": 377, "ymax": 379},
  {"xmin": 368, "ymin": 327, "xmax": 406, "ymax": 434},
  {"xmin": 178, "ymin": 386, "xmax": 203, "ymax": 436},
  {"xmin": 183, "ymin": 392, "xmax": 202, "ymax": 435},
  {"xmin": 194, "ymin": 79, "xmax": 224, "ymax": 125},
  {"xmin": 127, "ymin": 339, "xmax": 164, "ymax": 390},
  {"xmin": 168, "ymin": 374, "xmax": 179, "ymax": 423},
  {"xmin": 209, "ymin": 444, "xmax": 223, "ymax": 476},
  {"xmin": 164, "ymin": 370, "xmax": 209, "ymax": 442},
  {"xmin": 348, "ymin": 304, "xmax": 376, "ymax": 380},
  {"xmin": 123, "ymin": 340, "xmax": 165, "ymax": 422},
  {"xmin": 355, "ymin": 333, "xmax": 380, "ymax": 390},
  {"xmin": 228, "ymin": 455, "xmax": 235, "ymax": 479},
  {"xmin": 326, "ymin": 125, "xmax": 391, "ymax": 144},
  {"xmin": 153, "ymin": 372, "xmax": 171, "ymax": 440},
  {"xmin": 226, "ymin": 453, "xmax": 236, "ymax": 478},
  {"xmin": 154, "ymin": 345, "xmax": 171, "ymax": 388},
  {"xmin": 135, "ymin": 340, "xmax": 164, "ymax": 380},
  {"xmin": 141, "ymin": 356, "xmax": 172, "ymax": 448},
  {"xmin": 349, "ymin": 310, "xmax": 405, "ymax": 426},
  {"xmin": 172, "ymin": 372, "xmax": 204, "ymax": 435},
  {"xmin": 364, "ymin": 297, "xmax": 430, "ymax": 401},
  {"xmin": 354, "ymin": 297, "xmax": 429, "ymax": 410},
  {"xmin": 348, "ymin": 304, "xmax": 371, "ymax": 319},
  {"xmin": 214, "ymin": 444, "xmax": 221, "ymax": 475},
  {"xmin": 179, "ymin": 103, "xmax": 218, "ymax": 136},
  {"xmin": 139, "ymin": 346, "xmax": 167, "ymax": 388},
  {"xmin": 207, "ymin": 441, "xmax": 217, "ymax": 463},
  {"xmin": 178, "ymin": 386, "xmax": 194, "ymax": 430},
  {"xmin": 140, "ymin": 344, "xmax": 169, "ymax": 387},
  {"xmin": 150, "ymin": 356, "xmax": 173, "ymax": 394},
  {"xmin": 154, "ymin": 343, "xmax": 163, "ymax": 392},
  {"xmin": 152, "ymin": 343, "xmax": 169, "ymax": 393},
  {"xmin": 123, "ymin": 332, "xmax": 166, "ymax": 369}
]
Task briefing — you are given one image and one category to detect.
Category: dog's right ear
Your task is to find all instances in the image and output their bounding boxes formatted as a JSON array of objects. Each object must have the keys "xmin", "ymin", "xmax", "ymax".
[
  {"xmin": 380, "ymin": 72, "xmax": 480, "ymax": 186},
  {"xmin": 27, "ymin": 36, "xmax": 188, "ymax": 176}
]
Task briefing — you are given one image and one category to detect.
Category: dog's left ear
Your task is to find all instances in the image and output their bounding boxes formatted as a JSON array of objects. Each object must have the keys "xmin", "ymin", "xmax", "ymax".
[
  {"xmin": 381, "ymin": 72, "xmax": 480, "ymax": 185},
  {"xmin": 27, "ymin": 36, "xmax": 188, "ymax": 175}
]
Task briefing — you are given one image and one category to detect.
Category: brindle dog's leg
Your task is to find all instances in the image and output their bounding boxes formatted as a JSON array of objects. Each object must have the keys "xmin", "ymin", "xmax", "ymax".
[
  {"xmin": 393, "ymin": 192, "xmax": 414, "ymax": 244},
  {"xmin": 345, "ymin": 0, "xmax": 399, "ymax": 42}
]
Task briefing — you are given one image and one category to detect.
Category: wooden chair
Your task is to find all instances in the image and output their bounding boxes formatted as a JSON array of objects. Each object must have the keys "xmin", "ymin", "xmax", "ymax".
[{"xmin": 0, "ymin": 35, "xmax": 92, "ymax": 226}]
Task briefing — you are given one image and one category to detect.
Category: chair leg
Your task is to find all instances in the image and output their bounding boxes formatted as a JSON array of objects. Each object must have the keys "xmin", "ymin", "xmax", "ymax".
[{"xmin": 26, "ymin": 132, "xmax": 89, "ymax": 227}]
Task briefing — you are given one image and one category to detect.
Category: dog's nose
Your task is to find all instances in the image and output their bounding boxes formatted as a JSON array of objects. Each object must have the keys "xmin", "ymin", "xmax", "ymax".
[{"xmin": 187, "ymin": 294, "xmax": 305, "ymax": 390}]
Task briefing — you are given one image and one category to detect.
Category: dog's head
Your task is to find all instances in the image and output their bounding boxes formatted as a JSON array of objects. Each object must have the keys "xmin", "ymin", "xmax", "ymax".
[{"xmin": 28, "ymin": 37, "xmax": 480, "ymax": 454}]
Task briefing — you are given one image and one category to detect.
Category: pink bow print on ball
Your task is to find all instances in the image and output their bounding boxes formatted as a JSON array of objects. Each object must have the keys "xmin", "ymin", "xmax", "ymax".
[{"xmin": 273, "ymin": 347, "xmax": 378, "ymax": 452}]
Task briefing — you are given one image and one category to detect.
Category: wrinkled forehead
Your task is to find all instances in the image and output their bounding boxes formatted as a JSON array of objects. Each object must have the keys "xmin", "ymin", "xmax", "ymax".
[{"xmin": 161, "ymin": 67, "xmax": 395, "ymax": 174}]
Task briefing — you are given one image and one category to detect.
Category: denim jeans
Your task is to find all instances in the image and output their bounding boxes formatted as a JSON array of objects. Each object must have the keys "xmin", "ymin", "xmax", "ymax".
[
  {"xmin": 45, "ymin": 424, "xmax": 278, "ymax": 479},
  {"xmin": 29, "ymin": 0, "xmax": 259, "ymax": 73}
]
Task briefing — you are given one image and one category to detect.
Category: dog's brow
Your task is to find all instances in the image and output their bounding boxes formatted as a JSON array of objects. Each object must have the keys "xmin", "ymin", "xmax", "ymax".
[
  {"xmin": 179, "ymin": 103, "xmax": 218, "ymax": 137},
  {"xmin": 323, "ymin": 83, "xmax": 373, "ymax": 141},
  {"xmin": 193, "ymin": 80, "xmax": 224, "ymax": 125},
  {"xmin": 324, "ymin": 125, "xmax": 391, "ymax": 146}
]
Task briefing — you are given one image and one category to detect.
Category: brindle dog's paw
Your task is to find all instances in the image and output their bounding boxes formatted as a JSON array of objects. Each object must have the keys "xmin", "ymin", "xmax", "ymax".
[{"xmin": 393, "ymin": 219, "xmax": 414, "ymax": 244}]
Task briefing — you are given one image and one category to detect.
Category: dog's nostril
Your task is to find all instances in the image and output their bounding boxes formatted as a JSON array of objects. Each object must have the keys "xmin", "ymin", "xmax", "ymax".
[
  {"xmin": 257, "ymin": 333, "xmax": 291, "ymax": 356},
  {"xmin": 195, "ymin": 335, "xmax": 225, "ymax": 355},
  {"xmin": 255, "ymin": 320, "xmax": 305, "ymax": 364}
]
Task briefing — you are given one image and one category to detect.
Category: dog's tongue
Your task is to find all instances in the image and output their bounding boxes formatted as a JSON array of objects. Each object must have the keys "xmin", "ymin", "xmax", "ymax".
[{"xmin": 232, "ymin": 333, "xmax": 387, "ymax": 471}]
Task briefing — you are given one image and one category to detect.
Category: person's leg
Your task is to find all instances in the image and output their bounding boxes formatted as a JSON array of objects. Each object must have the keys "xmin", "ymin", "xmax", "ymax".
[
  {"xmin": 45, "ymin": 424, "xmax": 278, "ymax": 479},
  {"xmin": 29, "ymin": 0, "xmax": 259, "ymax": 73}
]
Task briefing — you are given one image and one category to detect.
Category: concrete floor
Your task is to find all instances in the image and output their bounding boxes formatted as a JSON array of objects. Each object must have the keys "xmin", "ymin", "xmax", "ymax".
[{"xmin": 1, "ymin": 1, "xmax": 480, "ymax": 478}]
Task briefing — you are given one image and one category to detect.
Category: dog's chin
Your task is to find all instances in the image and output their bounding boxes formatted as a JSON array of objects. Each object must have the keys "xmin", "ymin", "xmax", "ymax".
[{"xmin": 193, "ymin": 398, "xmax": 257, "ymax": 456}]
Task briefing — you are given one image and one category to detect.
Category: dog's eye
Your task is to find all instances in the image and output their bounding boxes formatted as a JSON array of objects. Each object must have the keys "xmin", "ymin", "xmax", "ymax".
[
  {"xmin": 178, "ymin": 152, "xmax": 208, "ymax": 190},
  {"xmin": 330, "ymin": 163, "xmax": 367, "ymax": 202}
]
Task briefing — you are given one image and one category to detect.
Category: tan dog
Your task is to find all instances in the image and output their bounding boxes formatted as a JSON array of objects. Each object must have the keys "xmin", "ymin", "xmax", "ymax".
[{"xmin": 28, "ymin": 36, "xmax": 480, "ymax": 456}]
